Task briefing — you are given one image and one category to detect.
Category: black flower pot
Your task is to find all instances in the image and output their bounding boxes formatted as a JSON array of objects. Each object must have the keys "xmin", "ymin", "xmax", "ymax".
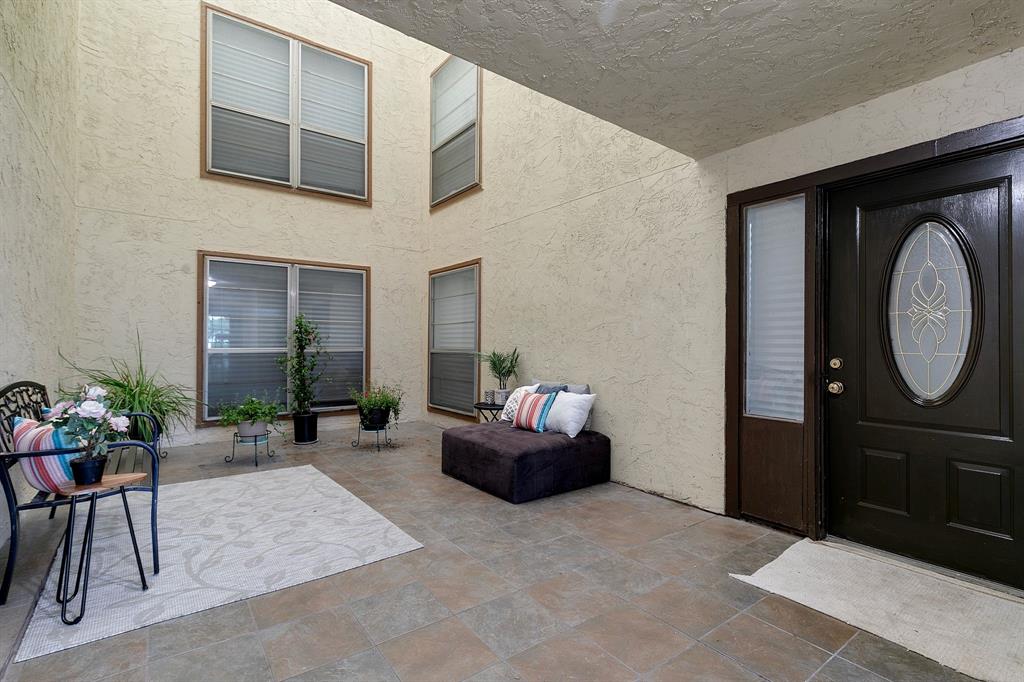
[
  {"xmin": 70, "ymin": 455, "xmax": 108, "ymax": 486},
  {"xmin": 292, "ymin": 411, "xmax": 318, "ymax": 444},
  {"xmin": 359, "ymin": 406, "xmax": 391, "ymax": 430}
]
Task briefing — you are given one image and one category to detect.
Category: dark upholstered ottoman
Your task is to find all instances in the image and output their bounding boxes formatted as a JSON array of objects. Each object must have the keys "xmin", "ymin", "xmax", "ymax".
[{"xmin": 441, "ymin": 422, "xmax": 611, "ymax": 504}]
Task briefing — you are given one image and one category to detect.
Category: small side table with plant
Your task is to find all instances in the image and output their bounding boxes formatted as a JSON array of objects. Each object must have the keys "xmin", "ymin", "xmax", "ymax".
[
  {"xmin": 478, "ymin": 348, "xmax": 520, "ymax": 405},
  {"xmin": 350, "ymin": 384, "xmax": 403, "ymax": 452},
  {"xmin": 219, "ymin": 396, "xmax": 280, "ymax": 466}
]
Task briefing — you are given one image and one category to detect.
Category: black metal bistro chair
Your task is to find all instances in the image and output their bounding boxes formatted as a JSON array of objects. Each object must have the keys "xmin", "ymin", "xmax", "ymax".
[{"xmin": 0, "ymin": 381, "xmax": 161, "ymax": 605}]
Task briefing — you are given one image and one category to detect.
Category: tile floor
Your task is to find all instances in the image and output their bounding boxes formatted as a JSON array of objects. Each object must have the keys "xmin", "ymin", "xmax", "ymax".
[{"xmin": 0, "ymin": 421, "xmax": 976, "ymax": 681}]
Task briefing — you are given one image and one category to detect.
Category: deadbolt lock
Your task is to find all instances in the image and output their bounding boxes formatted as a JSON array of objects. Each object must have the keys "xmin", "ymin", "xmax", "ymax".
[
  {"xmin": 829, "ymin": 357, "xmax": 844, "ymax": 370},
  {"xmin": 827, "ymin": 381, "xmax": 845, "ymax": 395}
]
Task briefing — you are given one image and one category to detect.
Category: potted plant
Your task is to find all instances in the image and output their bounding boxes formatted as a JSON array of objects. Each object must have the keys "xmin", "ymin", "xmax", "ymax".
[
  {"xmin": 218, "ymin": 396, "xmax": 281, "ymax": 438},
  {"xmin": 44, "ymin": 385, "xmax": 131, "ymax": 485},
  {"xmin": 478, "ymin": 348, "xmax": 520, "ymax": 404},
  {"xmin": 61, "ymin": 333, "xmax": 194, "ymax": 445},
  {"xmin": 351, "ymin": 384, "xmax": 404, "ymax": 430},
  {"xmin": 278, "ymin": 313, "xmax": 324, "ymax": 444}
]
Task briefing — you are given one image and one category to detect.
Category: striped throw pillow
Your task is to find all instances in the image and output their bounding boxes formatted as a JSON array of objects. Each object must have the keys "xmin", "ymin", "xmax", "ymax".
[
  {"xmin": 512, "ymin": 391, "xmax": 557, "ymax": 433},
  {"xmin": 12, "ymin": 417, "xmax": 78, "ymax": 493}
]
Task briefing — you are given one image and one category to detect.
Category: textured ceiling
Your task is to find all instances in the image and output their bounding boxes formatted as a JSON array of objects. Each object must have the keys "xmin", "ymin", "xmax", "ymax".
[{"xmin": 329, "ymin": 0, "xmax": 1024, "ymax": 158}]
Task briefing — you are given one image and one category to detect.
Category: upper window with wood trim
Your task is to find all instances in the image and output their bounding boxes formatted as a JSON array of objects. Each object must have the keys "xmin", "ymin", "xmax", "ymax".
[
  {"xmin": 204, "ymin": 7, "xmax": 371, "ymax": 202},
  {"xmin": 199, "ymin": 252, "xmax": 369, "ymax": 423},
  {"xmin": 430, "ymin": 56, "xmax": 480, "ymax": 207}
]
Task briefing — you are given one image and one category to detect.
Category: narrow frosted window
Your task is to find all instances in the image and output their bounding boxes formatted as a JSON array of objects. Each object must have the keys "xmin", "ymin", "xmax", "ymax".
[
  {"xmin": 429, "ymin": 265, "xmax": 479, "ymax": 414},
  {"xmin": 431, "ymin": 57, "xmax": 479, "ymax": 205},
  {"xmin": 744, "ymin": 195, "xmax": 805, "ymax": 421}
]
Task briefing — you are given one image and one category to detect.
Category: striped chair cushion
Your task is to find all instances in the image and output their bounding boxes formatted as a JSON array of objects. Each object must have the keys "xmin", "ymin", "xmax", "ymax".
[
  {"xmin": 512, "ymin": 391, "xmax": 557, "ymax": 433},
  {"xmin": 12, "ymin": 417, "xmax": 78, "ymax": 493}
]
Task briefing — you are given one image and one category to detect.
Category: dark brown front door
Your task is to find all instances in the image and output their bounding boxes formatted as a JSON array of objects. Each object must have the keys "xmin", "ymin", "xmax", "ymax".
[{"xmin": 827, "ymin": 148, "xmax": 1024, "ymax": 588}]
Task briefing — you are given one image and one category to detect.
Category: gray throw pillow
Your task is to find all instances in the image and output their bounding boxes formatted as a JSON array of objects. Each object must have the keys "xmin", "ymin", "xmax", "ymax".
[
  {"xmin": 535, "ymin": 384, "xmax": 567, "ymax": 395},
  {"xmin": 533, "ymin": 380, "xmax": 590, "ymax": 395}
]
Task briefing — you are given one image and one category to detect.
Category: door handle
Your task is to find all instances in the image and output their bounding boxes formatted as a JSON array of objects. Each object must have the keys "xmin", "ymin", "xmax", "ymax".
[{"xmin": 827, "ymin": 381, "xmax": 845, "ymax": 395}]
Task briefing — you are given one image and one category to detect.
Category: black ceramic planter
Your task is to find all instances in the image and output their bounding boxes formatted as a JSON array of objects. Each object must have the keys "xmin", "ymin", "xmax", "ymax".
[
  {"xmin": 70, "ymin": 455, "xmax": 108, "ymax": 486},
  {"xmin": 359, "ymin": 406, "xmax": 391, "ymax": 430},
  {"xmin": 292, "ymin": 411, "xmax": 318, "ymax": 444}
]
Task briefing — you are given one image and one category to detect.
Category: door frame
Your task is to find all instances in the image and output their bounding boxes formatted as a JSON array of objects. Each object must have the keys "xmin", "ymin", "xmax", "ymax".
[{"xmin": 725, "ymin": 115, "xmax": 1024, "ymax": 538}]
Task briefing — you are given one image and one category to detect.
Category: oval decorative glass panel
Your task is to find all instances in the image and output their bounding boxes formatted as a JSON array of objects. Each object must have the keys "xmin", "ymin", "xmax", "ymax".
[{"xmin": 886, "ymin": 220, "xmax": 973, "ymax": 402}]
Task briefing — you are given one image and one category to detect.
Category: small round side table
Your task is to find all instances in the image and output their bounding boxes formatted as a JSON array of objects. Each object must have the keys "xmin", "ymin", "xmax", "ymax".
[
  {"xmin": 473, "ymin": 402, "xmax": 505, "ymax": 422},
  {"xmin": 54, "ymin": 472, "xmax": 149, "ymax": 625}
]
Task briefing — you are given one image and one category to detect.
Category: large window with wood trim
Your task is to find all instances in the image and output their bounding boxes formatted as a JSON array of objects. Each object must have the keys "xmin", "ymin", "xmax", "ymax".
[
  {"xmin": 430, "ymin": 56, "xmax": 481, "ymax": 207},
  {"xmin": 428, "ymin": 261, "xmax": 480, "ymax": 415},
  {"xmin": 203, "ymin": 6, "xmax": 371, "ymax": 201},
  {"xmin": 199, "ymin": 252, "xmax": 368, "ymax": 422}
]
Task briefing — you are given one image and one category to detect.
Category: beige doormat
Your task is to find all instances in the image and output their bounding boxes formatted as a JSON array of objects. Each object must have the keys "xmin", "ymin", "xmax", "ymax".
[
  {"xmin": 16, "ymin": 465, "xmax": 421, "ymax": 661},
  {"xmin": 733, "ymin": 539, "xmax": 1024, "ymax": 682}
]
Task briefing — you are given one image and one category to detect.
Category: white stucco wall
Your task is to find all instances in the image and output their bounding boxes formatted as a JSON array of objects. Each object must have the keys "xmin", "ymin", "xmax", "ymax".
[
  {"xmin": 72, "ymin": 0, "xmax": 437, "ymax": 442},
  {"xmin": 421, "ymin": 46, "xmax": 1024, "ymax": 512},
  {"xmin": 0, "ymin": 0, "xmax": 79, "ymax": 390},
  {"xmin": 10, "ymin": 0, "xmax": 1024, "ymax": 511}
]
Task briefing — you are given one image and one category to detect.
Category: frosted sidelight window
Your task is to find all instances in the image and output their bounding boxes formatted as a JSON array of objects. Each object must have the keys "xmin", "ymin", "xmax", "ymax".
[
  {"xmin": 429, "ymin": 263, "xmax": 479, "ymax": 414},
  {"xmin": 431, "ymin": 57, "xmax": 480, "ymax": 206},
  {"xmin": 744, "ymin": 195, "xmax": 805, "ymax": 421},
  {"xmin": 203, "ymin": 255, "xmax": 368, "ymax": 421},
  {"xmin": 206, "ymin": 9, "xmax": 369, "ymax": 200}
]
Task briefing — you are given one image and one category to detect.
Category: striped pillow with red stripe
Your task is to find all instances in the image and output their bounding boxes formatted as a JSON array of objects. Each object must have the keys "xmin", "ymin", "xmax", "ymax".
[
  {"xmin": 512, "ymin": 391, "xmax": 557, "ymax": 433},
  {"xmin": 12, "ymin": 417, "xmax": 78, "ymax": 493}
]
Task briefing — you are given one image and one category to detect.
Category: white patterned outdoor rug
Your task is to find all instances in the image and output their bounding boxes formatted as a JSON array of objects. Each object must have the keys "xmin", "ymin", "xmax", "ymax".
[
  {"xmin": 16, "ymin": 465, "xmax": 421, "ymax": 661},
  {"xmin": 734, "ymin": 539, "xmax": 1024, "ymax": 682}
]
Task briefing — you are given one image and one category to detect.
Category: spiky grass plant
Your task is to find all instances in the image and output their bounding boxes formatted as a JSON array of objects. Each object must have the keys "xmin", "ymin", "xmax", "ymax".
[
  {"xmin": 61, "ymin": 332, "xmax": 194, "ymax": 442},
  {"xmin": 477, "ymin": 348, "xmax": 520, "ymax": 390}
]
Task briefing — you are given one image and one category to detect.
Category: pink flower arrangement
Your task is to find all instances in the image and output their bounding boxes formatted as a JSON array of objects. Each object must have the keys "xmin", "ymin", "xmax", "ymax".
[{"xmin": 44, "ymin": 384, "xmax": 130, "ymax": 459}]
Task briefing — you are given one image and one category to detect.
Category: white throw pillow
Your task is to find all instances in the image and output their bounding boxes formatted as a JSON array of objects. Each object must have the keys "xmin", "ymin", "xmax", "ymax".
[
  {"xmin": 544, "ymin": 391, "xmax": 596, "ymax": 438},
  {"xmin": 500, "ymin": 384, "xmax": 540, "ymax": 422}
]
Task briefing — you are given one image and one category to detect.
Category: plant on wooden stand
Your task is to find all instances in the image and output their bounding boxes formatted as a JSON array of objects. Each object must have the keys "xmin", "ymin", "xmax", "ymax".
[{"xmin": 278, "ymin": 313, "xmax": 324, "ymax": 444}]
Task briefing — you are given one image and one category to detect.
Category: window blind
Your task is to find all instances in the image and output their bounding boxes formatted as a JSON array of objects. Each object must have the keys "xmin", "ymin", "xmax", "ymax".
[
  {"xmin": 429, "ymin": 265, "xmax": 478, "ymax": 414},
  {"xmin": 205, "ymin": 259, "xmax": 289, "ymax": 417},
  {"xmin": 203, "ymin": 257, "xmax": 367, "ymax": 419},
  {"xmin": 431, "ymin": 57, "xmax": 478, "ymax": 204},
  {"xmin": 299, "ymin": 44, "xmax": 366, "ymax": 197},
  {"xmin": 207, "ymin": 11, "xmax": 368, "ymax": 199},
  {"xmin": 744, "ymin": 195, "xmax": 805, "ymax": 421},
  {"xmin": 297, "ymin": 267, "xmax": 365, "ymax": 408}
]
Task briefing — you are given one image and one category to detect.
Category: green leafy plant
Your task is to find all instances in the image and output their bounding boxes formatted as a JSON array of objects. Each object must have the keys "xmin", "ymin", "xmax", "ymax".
[
  {"xmin": 477, "ymin": 348, "xmax": 520, "ymax": 390},
  {"xmin": 60, "ymin": 334, "xmax": 194, "ymax": 443},
  {"xmin": 278, "ymin": 313, "xmax": 324, "ymax": 415},
  {"xmin": 217, "ymin": 396, "xmax": 281, "ymax": 428},
  {"xmin": 350, "ymin": 384, "xmax": 404, "ymax": 423}
]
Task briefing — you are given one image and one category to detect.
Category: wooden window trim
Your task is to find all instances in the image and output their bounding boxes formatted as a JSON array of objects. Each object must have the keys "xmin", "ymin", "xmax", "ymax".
[
  {"xmin": 195, "ymin": 249, "xmax": 372, "ymax": 427},
  {"xmin": 200, "ymin": 3, "xmax": 373, "ymax": 207},
  {"xmin": 429, "ymin": 55, "xmax": 483, "ymax": 211},
  {"xmin": 427, "ymin": 258, "xmax": 481, "ymax": 421}
]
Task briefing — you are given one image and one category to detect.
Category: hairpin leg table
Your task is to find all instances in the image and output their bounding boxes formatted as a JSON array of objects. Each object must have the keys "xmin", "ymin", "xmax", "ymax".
[{"xmin": 55, "ymin": 472, "xmax": 149, "ymax": 625}]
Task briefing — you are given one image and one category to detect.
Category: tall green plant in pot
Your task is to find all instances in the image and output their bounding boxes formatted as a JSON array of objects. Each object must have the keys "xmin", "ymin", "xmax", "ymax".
[
  {"xmin": 278, "ymin": 313, "xmax": 324, "ymax": 444},
  {"xmin": 478, "ymin": 348, "xmax": 519, "ymax": 404}
]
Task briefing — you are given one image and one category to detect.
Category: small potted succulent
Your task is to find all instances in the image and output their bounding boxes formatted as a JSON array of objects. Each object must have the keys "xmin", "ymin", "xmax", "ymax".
[
  {"xmin": 351, "ymin": 384, "xmax": 404, "ymax": 430},
  {"xmin": 478, "ymin": 348, "xmax": 520, "ymax": 404},
  {"xmin": 218, "ymin": 396, "xmax": 281, "ymax": 438},
  {"xmin": 44, "ymin": 385, "xmax": 131, "ymax": 485}
]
